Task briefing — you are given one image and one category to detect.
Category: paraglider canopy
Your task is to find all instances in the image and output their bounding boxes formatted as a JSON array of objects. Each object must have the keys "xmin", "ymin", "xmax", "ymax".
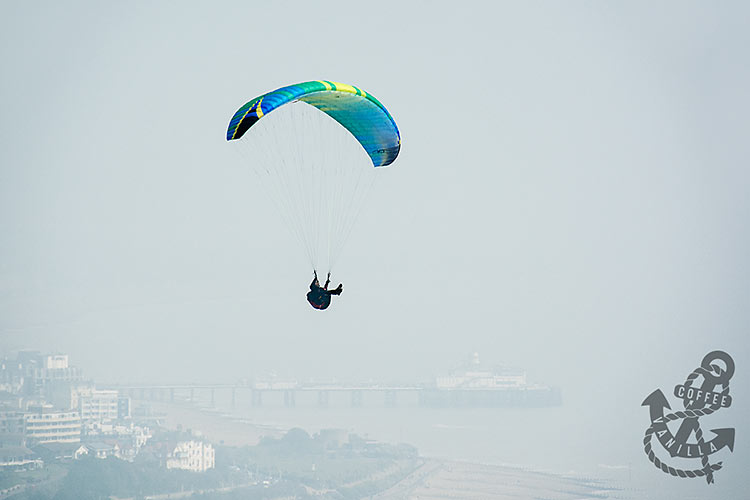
[
  {"xmin": 226, "ymin": 80, "xmax": 400, "ymax": 274},
  {"xmin": 227, "ymin": 80, "xmax": 401, "ymax": 167}
]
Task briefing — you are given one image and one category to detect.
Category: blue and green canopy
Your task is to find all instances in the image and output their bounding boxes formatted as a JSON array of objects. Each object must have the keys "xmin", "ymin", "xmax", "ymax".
[{"xmin": 227, "ymin": 80, "xmax": 400, "ymax": 167}]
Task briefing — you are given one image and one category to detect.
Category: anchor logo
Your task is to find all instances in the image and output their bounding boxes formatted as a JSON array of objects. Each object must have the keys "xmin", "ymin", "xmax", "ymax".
[{"xmin": 642, "ymin": 350, "xmax": 735, "ymax": 484}]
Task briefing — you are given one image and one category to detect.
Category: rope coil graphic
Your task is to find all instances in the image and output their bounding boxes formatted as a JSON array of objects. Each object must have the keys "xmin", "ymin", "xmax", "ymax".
[{"xmin": 643, "ymin": 363, "xmax": 730, "ymax": 483}]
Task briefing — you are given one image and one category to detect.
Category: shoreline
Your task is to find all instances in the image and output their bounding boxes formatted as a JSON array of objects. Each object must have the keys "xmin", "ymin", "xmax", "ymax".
[
  {"xmin": 144, "ymin": 401, "xmax": 627, "ymax": 499},
  {"xmin": 372, "ymin": 459, "xmax": 624, "ymax": 500}
]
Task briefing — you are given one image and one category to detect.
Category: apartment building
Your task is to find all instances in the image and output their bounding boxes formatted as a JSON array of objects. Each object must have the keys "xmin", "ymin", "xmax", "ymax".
[{"xmin": 24, "ymin": 407, "xmax": 81, "ymax": 445}]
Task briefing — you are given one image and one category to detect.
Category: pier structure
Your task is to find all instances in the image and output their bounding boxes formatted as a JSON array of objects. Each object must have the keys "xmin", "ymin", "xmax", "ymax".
[{"xmin": 103, "ymin": 382, "xmax": 425, "ymax": 409}]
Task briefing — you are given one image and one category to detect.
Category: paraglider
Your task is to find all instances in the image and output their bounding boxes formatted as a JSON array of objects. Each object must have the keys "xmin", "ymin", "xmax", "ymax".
[
  {"xmin": 226, "ymin": 81, "xmax": 400, "ymax": 310},
  {"xmin": 306, "ymin": 271, "xmax": 343, "ymax": 310}
]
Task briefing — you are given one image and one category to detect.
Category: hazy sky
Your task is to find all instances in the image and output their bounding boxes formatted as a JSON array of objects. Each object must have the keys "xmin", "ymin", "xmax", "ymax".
[{"xmin": 1, "ymin": 2, "xmax": 749, "ymax": 496}]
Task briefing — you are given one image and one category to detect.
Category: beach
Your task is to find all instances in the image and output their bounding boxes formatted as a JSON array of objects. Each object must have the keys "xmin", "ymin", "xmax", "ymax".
[
  {"xmin": 373, "ymin": 460, "xmax": 621, "ymax": 500},
  {"xmin": 146, "ymin": 401, "xmax": 629, "ymax": 500}
]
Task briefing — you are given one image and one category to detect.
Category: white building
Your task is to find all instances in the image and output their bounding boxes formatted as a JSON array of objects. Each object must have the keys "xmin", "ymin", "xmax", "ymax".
[
  {"xmin": 24, "ymin": 407, "xmax": 81, "ymax": 445},
  {"xmin": 166, "ymin": 441, "xmax": 215, "ymax": 472},
  {"xmin": 44, "ymin": 355, "xmax": 69, "ymax": 370},
  {"xmin": 435, "ymin": 353, "xmax": 527, "ymax": 389},
  {"xmin": 79, "ymin": 389, "xmax": 119, "ymax": 424}
]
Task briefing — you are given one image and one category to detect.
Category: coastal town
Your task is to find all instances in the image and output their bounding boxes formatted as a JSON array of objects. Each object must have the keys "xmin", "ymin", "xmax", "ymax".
[
  {"xmin": 0, "ymin": 351, "xmax": 423, "ymax": 499},
  {"xmin": 0, "ymin": 351, "xmax": 626, "ymax": 500},
  {"xmin": 0, "ymin": 352, "xmax": 218, "ymax": 482}
]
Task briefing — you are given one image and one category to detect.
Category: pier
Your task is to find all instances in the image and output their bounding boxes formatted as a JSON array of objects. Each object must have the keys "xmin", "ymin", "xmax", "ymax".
[{"xmin": 101, "ymin": 382, "xmax": 560, "ymax": 409}]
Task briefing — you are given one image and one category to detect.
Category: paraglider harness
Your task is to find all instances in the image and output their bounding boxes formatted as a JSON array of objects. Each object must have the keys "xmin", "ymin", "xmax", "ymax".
[{"xmin": 307, "ymin": 271, "xmax": 343, "ymax": 310}]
